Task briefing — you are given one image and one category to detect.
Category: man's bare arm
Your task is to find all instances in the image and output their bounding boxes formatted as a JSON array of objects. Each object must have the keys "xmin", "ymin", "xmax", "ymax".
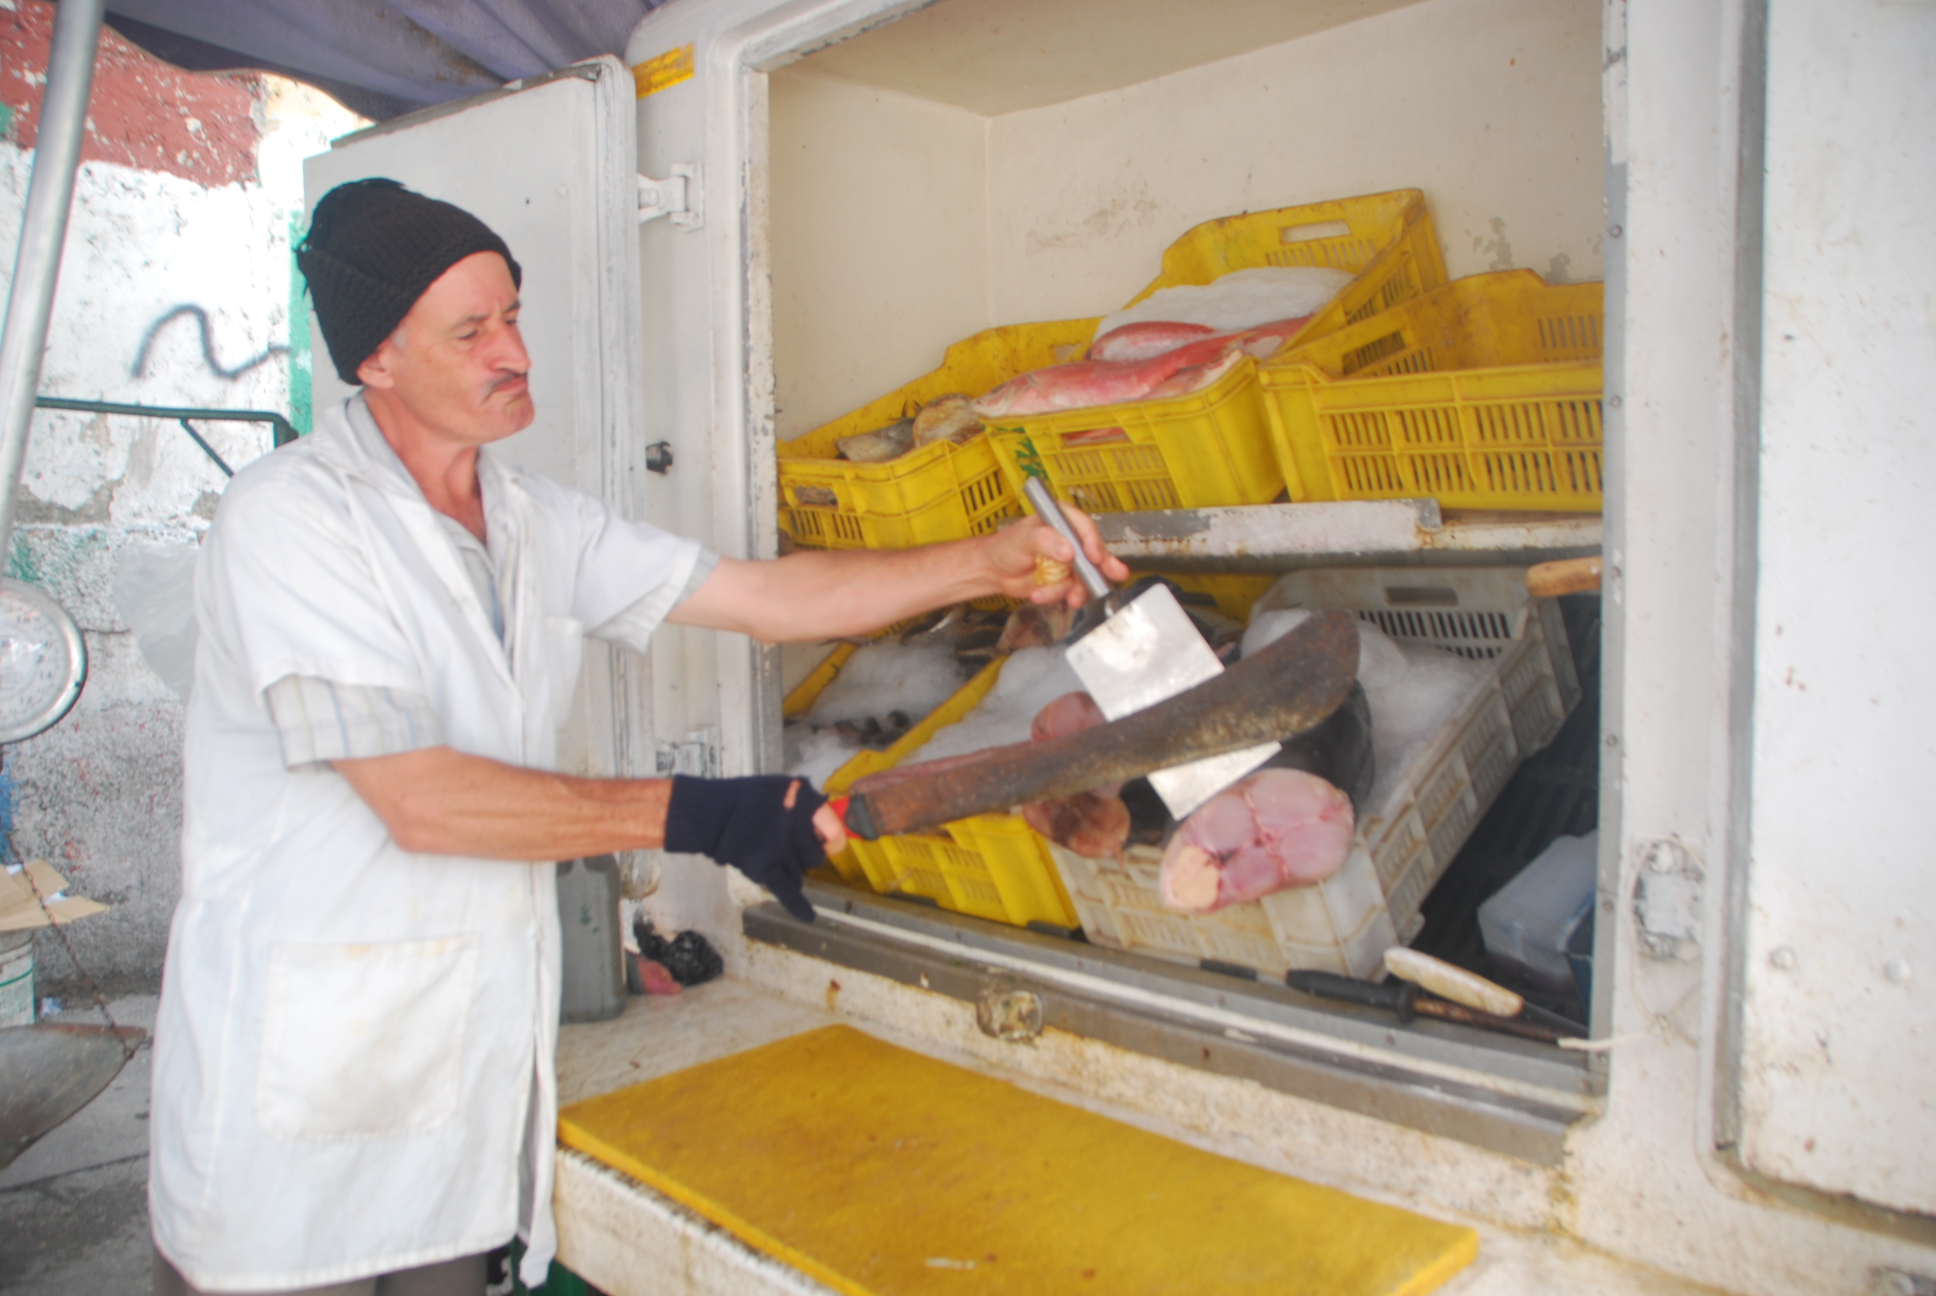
[
  {"xmin": 333, "ymin": 747, "xmax": 847, "ymax": 859},
  {"xmin": 668, "ymin": 507, "xmax": 1130, "ymax": 642}
]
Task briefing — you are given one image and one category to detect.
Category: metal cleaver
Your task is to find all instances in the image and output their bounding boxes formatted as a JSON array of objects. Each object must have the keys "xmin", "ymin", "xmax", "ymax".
[{"xmin": 1023, "ymin": 478, "xmax": 1278, "ymax": 818}]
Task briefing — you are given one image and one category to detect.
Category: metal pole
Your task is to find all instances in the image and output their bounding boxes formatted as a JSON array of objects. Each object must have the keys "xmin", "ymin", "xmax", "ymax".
[{"xmin": 0, "ymin": 0, "xmax": 105, "ymax": 563}]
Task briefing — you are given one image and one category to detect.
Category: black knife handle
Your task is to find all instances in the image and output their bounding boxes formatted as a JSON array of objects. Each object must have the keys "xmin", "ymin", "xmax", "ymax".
[{"xmin": 1287, "ymin": 970, "xmax": 1416, "ymax": 1021}]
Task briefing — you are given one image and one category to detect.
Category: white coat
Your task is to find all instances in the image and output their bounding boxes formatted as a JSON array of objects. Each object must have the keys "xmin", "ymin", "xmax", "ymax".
[{"xmin": 150, "ymin": 395, "xmax": 701, "ymax": 1291}]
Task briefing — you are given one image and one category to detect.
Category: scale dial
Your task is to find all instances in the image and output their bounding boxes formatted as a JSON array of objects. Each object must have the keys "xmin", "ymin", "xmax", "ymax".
[{"xmin": 0, "ymin": 578, "xmax": 86, "ymax": 744}]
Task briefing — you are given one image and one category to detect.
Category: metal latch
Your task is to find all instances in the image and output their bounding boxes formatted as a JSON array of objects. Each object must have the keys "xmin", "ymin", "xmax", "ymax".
[
  {"xmin": 638, "ymin": 165, "xmax": 702, "ymax": 229},
  {"xmin": 655, "ymin": 730, "xmax": 718, "ymax": 778}
]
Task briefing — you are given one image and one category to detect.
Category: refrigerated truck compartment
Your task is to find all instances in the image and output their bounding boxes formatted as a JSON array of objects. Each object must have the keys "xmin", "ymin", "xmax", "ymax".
[{"xmin": 301, "ymin": 0, "xmax": 1936, "ymax": 1292}]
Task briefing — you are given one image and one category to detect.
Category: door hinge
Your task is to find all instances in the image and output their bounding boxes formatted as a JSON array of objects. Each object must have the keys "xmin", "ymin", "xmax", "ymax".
[
  {"xmin": 638, "ymin": 164, "xmax": 702, "ymax": 229},
  {"xmin": 655, "ymin": 730, "xmax": 718, "ymax": 778}
]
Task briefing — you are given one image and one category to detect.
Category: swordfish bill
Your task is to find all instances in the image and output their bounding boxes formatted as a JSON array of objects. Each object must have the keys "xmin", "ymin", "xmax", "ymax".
[{"xmin": 842, "ymin": 609, "xmax": 1359, "ymax": 841}]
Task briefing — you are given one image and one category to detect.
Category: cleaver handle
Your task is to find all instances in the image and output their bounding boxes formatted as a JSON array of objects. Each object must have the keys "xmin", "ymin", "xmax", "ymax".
[
  {"xmin": 843, "ymin": 610, "xmax": 1358, "ymax": 838},
  {"xmin": 1022, "ymin": 477, "xmax": 1111, "ymax": 602}
]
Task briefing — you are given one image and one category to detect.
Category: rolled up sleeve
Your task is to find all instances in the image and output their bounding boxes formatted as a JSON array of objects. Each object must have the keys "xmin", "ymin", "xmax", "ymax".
[{"xmin": 263, "ymin": 674, "xmax": 445, "ymax": 770}]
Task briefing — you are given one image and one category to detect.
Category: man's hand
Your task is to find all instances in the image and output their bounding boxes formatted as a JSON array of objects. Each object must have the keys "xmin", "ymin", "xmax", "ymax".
[
  {"xmin": 980, "ymin": 502, "xmax": 1132, "ymax": 609},
  {"xmin": 333, "ymin": 753, "xmax": 848, "ymax": 919},
  {"xmin": 663, "ymin": 775, "xmax": 844, "ymax": 922},
  {"xmin": 672, "ymin": 500, "xmax": 1133, "ymax": 643}
]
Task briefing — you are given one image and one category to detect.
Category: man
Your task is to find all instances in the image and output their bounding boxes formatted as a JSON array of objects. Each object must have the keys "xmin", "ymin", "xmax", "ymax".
[{"xmin": 149, "ymin": 179, "xmax": 1126, "ymax": 1296}]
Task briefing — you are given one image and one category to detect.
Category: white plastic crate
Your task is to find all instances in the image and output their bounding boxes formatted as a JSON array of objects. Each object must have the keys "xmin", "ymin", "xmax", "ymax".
[{"xmin": 1049, "ymin": 565, "xmax": 1582, "ymax": 981}]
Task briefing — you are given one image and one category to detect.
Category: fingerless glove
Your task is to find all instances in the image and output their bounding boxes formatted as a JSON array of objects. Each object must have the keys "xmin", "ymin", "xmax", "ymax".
[{"xmin": 663, "ymin": 775, "xmax": 827, "ymax": 922}]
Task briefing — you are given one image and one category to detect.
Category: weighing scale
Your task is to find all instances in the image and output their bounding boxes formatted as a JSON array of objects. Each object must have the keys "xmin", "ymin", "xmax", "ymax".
[{"xmin": 0, "ymin": 577, "xmax": 86, "ymax": 744}]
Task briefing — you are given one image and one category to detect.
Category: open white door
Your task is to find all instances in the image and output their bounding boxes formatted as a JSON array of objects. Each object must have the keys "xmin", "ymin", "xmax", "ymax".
[
  {"xmin": 1733, "ymin": 0, "xmax": 1936, "ymax": 1218},
  {"xmin": 303, "ymin": 58, "xmax": 652, "ymax": 783}
]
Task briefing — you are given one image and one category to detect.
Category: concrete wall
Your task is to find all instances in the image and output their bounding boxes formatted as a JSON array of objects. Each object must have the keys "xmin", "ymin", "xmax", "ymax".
[{"xmin": 0, "ymin": 2, "xmax": 363, "ymax": 994}]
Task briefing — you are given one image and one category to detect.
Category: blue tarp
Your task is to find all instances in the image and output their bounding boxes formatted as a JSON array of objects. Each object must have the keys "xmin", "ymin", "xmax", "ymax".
[{"xmin": 99, "ymin": 0, "xmax": 671, "ymax": 120}]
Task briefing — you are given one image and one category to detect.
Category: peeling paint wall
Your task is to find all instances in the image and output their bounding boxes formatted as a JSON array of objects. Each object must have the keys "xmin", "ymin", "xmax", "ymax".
[{"xmin": 0, "ymin": 7, "xmax": 365, "ymax": 994}]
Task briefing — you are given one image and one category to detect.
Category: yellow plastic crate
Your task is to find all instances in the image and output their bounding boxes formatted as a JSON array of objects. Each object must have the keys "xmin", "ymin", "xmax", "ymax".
[
  {"xmin": 781, "ymin": 643, "xmax": 856, "ymax": 719},
  {"xmin": 982, "ymin": 192, "xmax": 1447, "ymax": 516},
  {"xmin": 1123, "ymin": 189, "xmax": 1448, "ymax": 350},
  {"xmin": 777, "ymin": 320, "xmax": 1100, "ymax": 551},
  {"xmin": 1258, "ymin": 271, "xmax": 1605, "ymax": 511},
  {"xmin": 984, "ymin": 354, "xmax": 1285, "ymax": 514},
  {"xmin": 808, "ymin": 657, "xmax": 1079, "ymax": 931}
]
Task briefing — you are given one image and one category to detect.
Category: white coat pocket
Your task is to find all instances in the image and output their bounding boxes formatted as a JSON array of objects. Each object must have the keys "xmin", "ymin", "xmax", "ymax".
[{"xmin": 256, "ymin": 935, "xmax": 478, "ymax": 1141}]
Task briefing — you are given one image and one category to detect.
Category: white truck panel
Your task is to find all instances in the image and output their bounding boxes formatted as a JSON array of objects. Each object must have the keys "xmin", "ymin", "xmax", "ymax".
[{"xmin": 1739, "ymin": 0, "xmax": 1936, "ymax": 1216}]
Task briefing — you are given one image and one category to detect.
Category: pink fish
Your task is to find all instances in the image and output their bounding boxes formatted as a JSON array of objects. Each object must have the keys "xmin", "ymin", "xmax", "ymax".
[
  {"xmin": 1089, "ymin": 321, "xmax": 1219, "ymax": 363},
  {"xmin": 1157, "ymin": 768, "xmax": 1356, "ymax": 913},
  {"xmin": 1145, "ymin": 347, "xmax": 1246, "ymax": 399},
  {"xmin": 1021, "ymin": 692, "xmax": 1130, "ymax": 860},
  {"xmin": 1233, "ymin": 314, "xmax": 1313, "ymax": 360},
  {"xmin": 1087, "ymin": 315, "xmax": 1314, "ymax": 368},
  {"xmin": 1030, "ymin": 690, "xmax": 1109, "ymax": 746},
  {"xmin": 1023, "ymin": 792, "xmax": 1130, "ymax": 862},
  {"xmin": 972, "ymin": 334, "xmax": 1241, "ymax": 419}
]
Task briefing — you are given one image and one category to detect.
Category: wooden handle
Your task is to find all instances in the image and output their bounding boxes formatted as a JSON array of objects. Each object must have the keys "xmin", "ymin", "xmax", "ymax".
[
  {"xmin": 844, "ymin": 610, "xmax": 1360, "ymax": 840},
  {"xmin": 1383, "ymin": 947, "xmax": 1523, "ymax": 1017},
  {"xmin": 1525, "ymin": 556, "xmax": 1602, "ymax": 598}
]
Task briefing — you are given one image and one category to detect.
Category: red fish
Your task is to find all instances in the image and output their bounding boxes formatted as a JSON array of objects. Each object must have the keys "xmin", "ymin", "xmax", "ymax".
[
  {"xmin": 1233, "ymin": 315, "xmax": 1313, "ymax": 360},
  {"xmin": 972, "ymin": 334, "xmax": 1241, "ymax": 418},
  {"xmin": 1088, "ymin": 320, "xmax": 1218, "ymax": 363},
  {"xmin": 1087, "ymin": 316, "xmax": 1310, "ymax": 366}
]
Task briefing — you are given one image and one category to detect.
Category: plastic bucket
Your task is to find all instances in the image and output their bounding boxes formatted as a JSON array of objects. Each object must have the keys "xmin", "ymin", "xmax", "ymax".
[{"xmin": 0, "ymin": 929, "xmax": 34, "ymax": 1027}]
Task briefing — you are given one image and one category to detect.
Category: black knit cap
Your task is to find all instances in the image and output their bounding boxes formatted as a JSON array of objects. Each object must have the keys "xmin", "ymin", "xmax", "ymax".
[{"xmin": 297, "ymin": 178, "xmax": 523, "ymax": 384}]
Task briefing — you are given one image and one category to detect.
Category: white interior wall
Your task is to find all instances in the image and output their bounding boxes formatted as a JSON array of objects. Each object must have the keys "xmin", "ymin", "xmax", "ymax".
[
  {"xmin": 769, "ymin": 0, "xmax": 1602, "ymax": 438},
  {"xmin": 768, "ymin": 68, "xmax": 987, "ymax": 440},
  {"xmin": 984, "ymin": 0, "xmax": 1604, "ymax": 323}
]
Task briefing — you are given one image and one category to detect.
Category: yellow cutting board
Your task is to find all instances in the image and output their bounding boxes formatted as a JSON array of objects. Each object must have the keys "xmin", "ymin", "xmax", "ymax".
[{"xmin": 559, "ymin": 1024, "xmax": 1476, "ymax": 1296}]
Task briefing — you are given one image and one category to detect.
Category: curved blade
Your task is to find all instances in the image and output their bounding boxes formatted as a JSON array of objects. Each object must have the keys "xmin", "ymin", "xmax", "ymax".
[
  {"xmin": 845, "ymin": 609, "xmax": 1358, "ymax": 840},
  {"xmin": 0, "ymin": 1022, "xmax": 145, "ymax": 1170}
]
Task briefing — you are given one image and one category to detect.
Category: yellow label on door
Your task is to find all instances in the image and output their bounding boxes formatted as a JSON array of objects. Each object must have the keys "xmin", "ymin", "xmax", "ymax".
[{"xmin": 634, "ymin": 44, "xmax": 695, "ymax": 98}]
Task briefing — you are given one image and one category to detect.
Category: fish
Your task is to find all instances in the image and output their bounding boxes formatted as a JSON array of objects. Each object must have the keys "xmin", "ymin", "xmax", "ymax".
[
  {"xmin": 1156, "ymin": 682, "xmax": 1375, "ymax": 913},
  {"xmin": 1088, "ymin": 320, "xmax": 1219, "ymax": 363},
  {"xmin": 1144, "ymin": 347, "xmax": 1246, "ymax": 399},
  {"xmin": 1158, "ymin": 768, "xmax": 1355, "ymax": 912},
  {"xmin": 910, "ymin": 393, "xmax": 983, "ymax": 447},
  {"xmin": 995, "ymin": 601, "xmax": 1077, "ymax": 653},
  {"xmin": 1020, "ymin": 690, "xmax": 1131, "ymax": 860},
  {"xmin": 1085, "ymin": 315, "xmax": 1311, "ymax": 369},
  {"xmin": 1023, "ymin": 791, "xmax": 1131, "ymax": 862},
  {"xmin": 837, "ymin": 417, "xmax": 915, "ymax": 462},
  {"xmin": 1233, "ymin": 314, "xmax": 1314, "ymax": 360},
  {"xmin": 970, "ymin": 333, "xmax": 1243, "ymax": 419}
]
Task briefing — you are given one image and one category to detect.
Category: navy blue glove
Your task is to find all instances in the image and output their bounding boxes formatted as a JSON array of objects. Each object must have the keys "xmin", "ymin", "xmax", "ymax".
[{"xmin": 663, "ymin": 775, "xmax": 827, "ymax": 922}]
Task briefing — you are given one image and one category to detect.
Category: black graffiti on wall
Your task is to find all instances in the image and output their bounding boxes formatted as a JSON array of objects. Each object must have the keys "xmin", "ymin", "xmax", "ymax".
[{"xmin": 132, "ymin": 304, "xmax": 289, "ymax": 381}]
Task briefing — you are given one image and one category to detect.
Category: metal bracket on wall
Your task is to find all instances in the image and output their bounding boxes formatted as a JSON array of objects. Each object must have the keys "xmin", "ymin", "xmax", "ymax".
[
  {"xmin": 638, "ymin": 165, "xmax": 703, "ymax": 229},
  {"xmin": 33, "ymin": 396, "xmax": 298, "ymax": 479}
]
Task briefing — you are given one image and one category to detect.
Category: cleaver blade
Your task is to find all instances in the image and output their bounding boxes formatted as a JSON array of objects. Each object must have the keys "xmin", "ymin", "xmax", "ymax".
[{"xmin": 1064, "ymin": 582, "xmax": 1279, "ymax": 819}]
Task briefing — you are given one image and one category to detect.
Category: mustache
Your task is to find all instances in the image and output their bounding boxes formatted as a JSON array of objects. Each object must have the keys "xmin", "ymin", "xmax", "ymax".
[{"xmin": 487, "ymin": 370, "xmax": 530, "ymax": 396}]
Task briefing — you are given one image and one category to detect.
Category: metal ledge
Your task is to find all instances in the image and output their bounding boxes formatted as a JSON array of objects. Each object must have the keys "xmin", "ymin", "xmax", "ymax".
[
  {"xmin": 1095, "ymin": 501, "xmax": 1602, "ymax": 572},
  {"xmin": 747, "ymin": 885, "xmax": 1594, "ymax": 1167}
]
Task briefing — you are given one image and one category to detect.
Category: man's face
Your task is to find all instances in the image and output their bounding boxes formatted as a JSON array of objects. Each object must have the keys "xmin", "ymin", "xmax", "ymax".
[{"xmin": 356, "ymin": 251, "xmax": 533, "ymax": 445}]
